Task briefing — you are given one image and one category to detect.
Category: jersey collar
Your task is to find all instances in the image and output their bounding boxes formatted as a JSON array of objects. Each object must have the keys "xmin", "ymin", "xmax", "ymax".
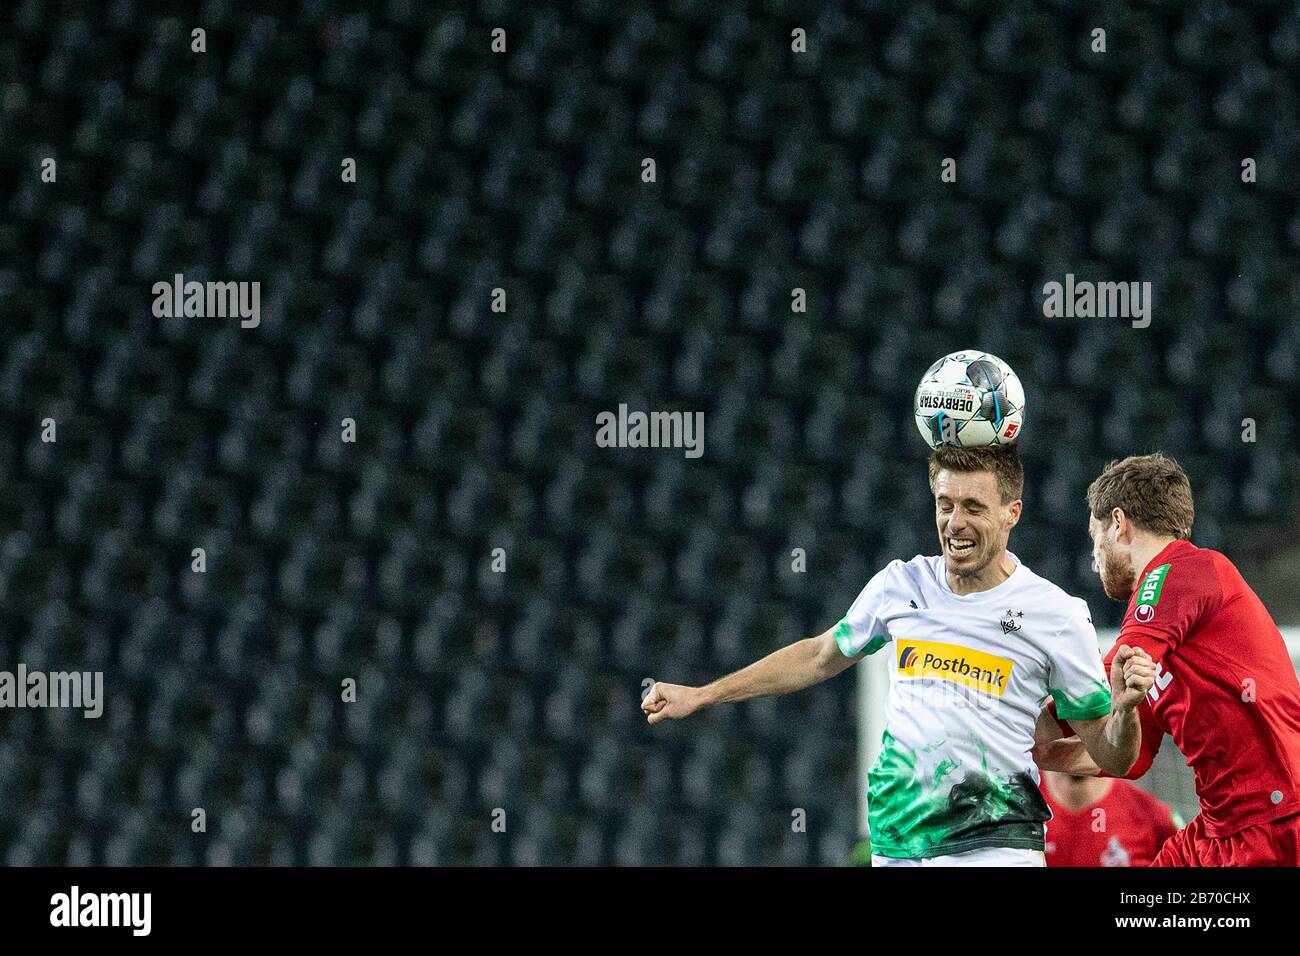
[
  {"xmin": 939, "ymin": 550, "xmax": 1023, "ymax": 599},
  {"xmin": 1137, "ymin": 539, "xmax": 1193, "ymax": 583}
]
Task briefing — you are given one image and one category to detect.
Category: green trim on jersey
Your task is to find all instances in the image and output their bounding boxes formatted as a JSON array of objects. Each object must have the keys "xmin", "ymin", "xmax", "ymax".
[
  {"xmin": 1049, "ymin": 680, "xmax": 1111, "ymax": 721},
  {"xmin": 867, "ymin": 731, "xmax": 1049, "ymax": 858},
  {"xmin": 832, "ymin": 619, "xmax": 853, "ymax": 655},
  {"xmin": 832, "ymin": 618, "xmax": 888, "ymax": 657}
]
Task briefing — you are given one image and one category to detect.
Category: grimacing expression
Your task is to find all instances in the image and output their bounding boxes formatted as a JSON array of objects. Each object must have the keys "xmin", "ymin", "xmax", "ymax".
[
  {"xmin": 1089, "ymin": 515, "xmax": 1136, "ymax": 600},
  {"xmin": 933, "ymin": 469, "xmax": 1015, "ymax": 578}
]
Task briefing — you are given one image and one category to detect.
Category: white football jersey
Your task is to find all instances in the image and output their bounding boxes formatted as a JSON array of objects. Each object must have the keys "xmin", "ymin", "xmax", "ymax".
[{"xmin": 835, "ymin": 552, "xmax": 1109, "ymax": 859}]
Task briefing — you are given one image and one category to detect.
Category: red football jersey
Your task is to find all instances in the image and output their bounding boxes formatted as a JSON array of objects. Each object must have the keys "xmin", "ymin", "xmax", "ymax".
[
  {"xmin": 1042, "ymin": 778, "xmax": 1180, "ymax": 866},
  {"xmin": 1100, "ymin": 540, "xmax": 1300, "ymax": 837}
]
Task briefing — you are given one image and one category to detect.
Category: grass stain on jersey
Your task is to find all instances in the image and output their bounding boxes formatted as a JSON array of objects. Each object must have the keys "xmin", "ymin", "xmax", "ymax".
[
  {"xmin": 932, "ymin": 757, "xmax": 958, "ymax": 788},
  {"xmin": 868, "ymin": 731, "xmax": 1049, "ymax": 859}
]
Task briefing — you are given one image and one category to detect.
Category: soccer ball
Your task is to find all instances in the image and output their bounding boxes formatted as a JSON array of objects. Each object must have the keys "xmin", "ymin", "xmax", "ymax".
[{"xmin": 913, "ymin": 350, "xmax": 1025, "ymax": 449}]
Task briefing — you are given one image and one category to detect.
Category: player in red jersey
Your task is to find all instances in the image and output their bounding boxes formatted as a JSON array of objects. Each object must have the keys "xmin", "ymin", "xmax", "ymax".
[
  {"xmin": 1040, "ymin": 771, "xmax": 1181, "ymax": 866},
  {"xmin": 1033, "ymin": 453, "xmax": 1300, "ymax": 866}
]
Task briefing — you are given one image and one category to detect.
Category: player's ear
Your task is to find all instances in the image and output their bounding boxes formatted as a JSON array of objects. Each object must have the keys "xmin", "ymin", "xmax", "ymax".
[
  {"xmin": 1006, "ymin": 498, "xmax": 1023, "ymax": 527},
  {"xmin": 1110, "ymin": 507, "xmax": 1128, "ymax": 542}
]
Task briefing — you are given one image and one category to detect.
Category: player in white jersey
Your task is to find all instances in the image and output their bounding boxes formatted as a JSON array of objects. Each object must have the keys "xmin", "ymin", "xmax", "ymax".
[{"xmin": 642, "ymin": 445, "xmax": 1156, "ymax": 865}]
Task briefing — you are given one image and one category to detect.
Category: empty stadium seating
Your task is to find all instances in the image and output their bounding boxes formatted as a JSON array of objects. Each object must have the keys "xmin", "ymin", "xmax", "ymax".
[{"xmin": 0, "ymin": 0, "xmax": 1296, "ymax": 865}]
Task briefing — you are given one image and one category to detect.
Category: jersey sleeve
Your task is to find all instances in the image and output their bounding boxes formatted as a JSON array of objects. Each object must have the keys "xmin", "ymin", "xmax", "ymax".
[
  {"xmin": 832, "ymin": 562, "xmax": 896, "ymax": 657},
  {"xmin": 1045, "ymin": 598, "xmax": 1112, "ymax": 722},
  {"xmin": 1117, "ymin": 555, "xmax": 1221, "ymax": 663}
]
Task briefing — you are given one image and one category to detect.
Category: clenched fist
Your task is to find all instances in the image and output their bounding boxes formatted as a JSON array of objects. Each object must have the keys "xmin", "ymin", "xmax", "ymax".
[
  {"xmin": 641, "ymin": 681, "xmax": 704, "ymax": 725},
  {"xmin": 1110, "ymin": 644, "xmax": 1157, "ymax": 712}
]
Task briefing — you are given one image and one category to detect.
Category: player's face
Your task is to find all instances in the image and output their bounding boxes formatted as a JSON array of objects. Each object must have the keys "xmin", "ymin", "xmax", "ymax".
[
  {"xmin": 1089, "ymin": 515, "xmax": 1136, "ymax": 600},
  {"xmin": 933, "ymin": 469, "xmax": 1015, "ymax": 578}
]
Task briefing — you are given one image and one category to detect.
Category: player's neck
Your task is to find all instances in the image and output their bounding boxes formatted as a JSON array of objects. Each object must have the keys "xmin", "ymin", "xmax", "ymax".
[
  {"xmin": 945, "ymin": 552, "xmax": 1016, "ymax": 595},
  {"xmin": 1128, "ymin": 535, "xmax": 1178, "ymax": 587}
]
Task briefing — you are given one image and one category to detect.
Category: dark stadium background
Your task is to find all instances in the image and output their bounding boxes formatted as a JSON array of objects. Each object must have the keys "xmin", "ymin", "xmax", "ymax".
[{"xmin": 1, "ymin": 0, "xmax": 1297, "ymax": 865}]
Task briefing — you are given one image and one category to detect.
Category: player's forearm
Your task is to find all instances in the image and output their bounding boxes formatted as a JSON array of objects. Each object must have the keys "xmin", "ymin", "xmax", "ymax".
[
  {"xmin": 1031, "ymin": 737, "xmax": 1100, "ymax": 776},
  {"xmin": 1034, "ymin": 703, "xmax": 1066, "ymax": 744},
  {"xmin": 1092, "ymin": 707, "xmax": 1141, "ymax": 776},
  {"xmin": 698, "ymin": 637, "xmax": 830, "ymax": 707}
]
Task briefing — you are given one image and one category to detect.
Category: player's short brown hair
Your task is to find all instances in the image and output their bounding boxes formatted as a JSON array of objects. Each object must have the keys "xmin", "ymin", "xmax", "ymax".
[
  {"xmin": 927, "ymin": 445, "xmax": 1024, "ymax": 505},
  {"xmin": 1086, "ymin": 453, "xmax": 1194, "ymax": 539}
]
